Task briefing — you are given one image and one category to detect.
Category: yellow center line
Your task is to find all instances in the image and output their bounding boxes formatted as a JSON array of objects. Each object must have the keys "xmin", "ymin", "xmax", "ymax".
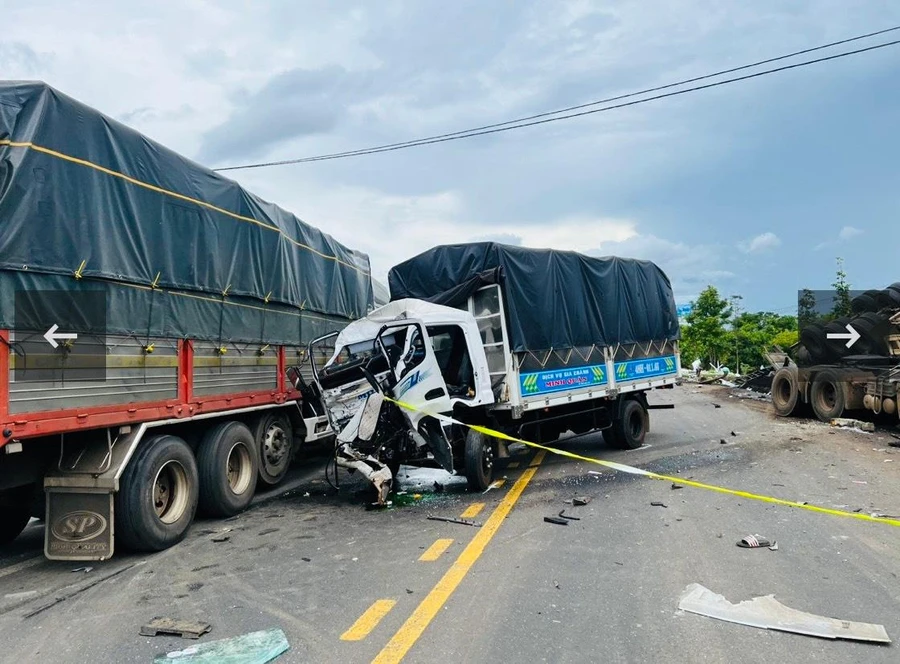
[
  {"xmin": 340, "ymin": 599, "xmax": 397, "ymax": 641},
  {"xmin": 459, "ymin": 503, "xmax": 485, "ymax": 520},
  {"xmin": 529, "ymin": 450, "xmax": 546, "ymax": 467},
  {"xmin": 418, "ymin": 538, "xmax": 454, "ymax": 562},
  {"xmin": 372, "ymin": 461, "xmax": 542, "ymax": 664}
]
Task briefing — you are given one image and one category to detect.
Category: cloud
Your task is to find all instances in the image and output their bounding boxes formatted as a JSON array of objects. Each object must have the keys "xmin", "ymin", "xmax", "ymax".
[
  {"xmin": 838, "ymin": 226, "xmax": 863, "ymax": 240},
  {"xmin": 740, "ymin": 232, "xmax": 781, "ymax": 254}
]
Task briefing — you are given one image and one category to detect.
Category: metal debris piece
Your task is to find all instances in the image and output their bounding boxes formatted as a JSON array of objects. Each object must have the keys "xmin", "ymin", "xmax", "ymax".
[
  {"xmin": 671, "ymin": 483, "xmax": 683, "ymax": 490},
  {"xmin": 71, "ymin": 566, "xmax": 93, "ymax": 573},
  {"xmin": 769, "ymin": 543, "xmax": 779, "ymax": 551},
  {"xmin": 572, "ymin": 496, "xmax": 591, "ymax": 506},
  {"xmin": 678, "ymin": 583, "xmax": 890, "ymax": 643},
  {"xmin": 154, "ymin": 628, "xmax": 289, "ymax": 663},
  {"xmin": 712, "ymin": 403, "xmax": 721, "ymax": 408},
  {"xmin": 427, "ymin": 515, "xmax": 480, "ymax": 527},
  {"xmin": 544, "ymin": 516, "xmax": 569, "ymax": 526},
  {"xmin": 301, "ymin": 557, "xmax": 311, "ymax": 562},
  {"xmin": 651, "ymin": 502, "xmax": 667, "ymax": 508},
  {"xmin": 829, "ymin": 418, "xmax": 875, "ymax": 432},
  {"xmin": 558, "ymin": 510, "xmax": 580, "ymax": 521},
  {"xmin": 211, "ymin": 535, "xmax": 230, "ymax": 543},
  {"xmin": 719, "ymin": 439, "xmax": 727, "ymax": 445},
  {"xmin": 730, "ymin": 431, "xmax": 737, "ymax": 436},
  {"xmin": 140, "ymin": 617, "xmax": 212, "ymax": 640}
]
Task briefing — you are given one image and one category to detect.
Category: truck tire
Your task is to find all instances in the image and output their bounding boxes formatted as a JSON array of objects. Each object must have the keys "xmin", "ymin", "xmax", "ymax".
[
  {"xmin": 115, "ymin": 435, "xmax": 198, "ymax": 552},
  {"xmin": 810, "ymin": 370, "xmax": 846, "ymax": 422},
  {"xmin": 0, "ymin": 486, "xmax": 33, "ymax": 545},
  {"xmin": 254, "ymin": 412, "xmax": 294, "ymax": 486},
  {"xmin": 771, "ymin": 366, "xmax": 800, "ymax": 417},
  {"xmin": 197, "ymin": 421, "xmax": 258, "ymax": 517},
  {"xmin": 800, "ymin": 323, "xmax": 829, "ymax": 363},
  {"xmin": 464, "ymin": 429, "xmax": 494, "ymax": 491},
  {"xmin": 612, "ymin": 398, "xmax": 647, "ymax": 450}
]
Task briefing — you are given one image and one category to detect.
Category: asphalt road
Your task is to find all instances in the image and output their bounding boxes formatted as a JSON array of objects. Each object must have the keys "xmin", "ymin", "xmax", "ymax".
[{"xmin": 2, "ymin": 385, "xmax": 899, "ymax": 663}]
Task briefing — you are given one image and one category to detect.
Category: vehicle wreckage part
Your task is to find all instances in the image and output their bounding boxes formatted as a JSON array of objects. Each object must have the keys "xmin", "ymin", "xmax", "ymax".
[
  {"xmin": 771, "ymin": 366, "xmax": 800, "ymax": 417},
  {"xmin": 464, "ymin": 429, "xmax": 494, "ymax": 491},
  {"xmin": 254, "ymin": 412, "xmax": 294, "ymax": 486},
  {"xmin": 678, "ymin": 583, "xmax": 891, "ymax": 643},
  {"xmin": 336, "ymin": 443, "xmax": 393, "ymax": 504},
  {"xmin": 197, "ymin": 421, "xmax": 258, "ymax": 517},
  {"xmin": 115, "ymin": 435, "xmax": 199, "ymax": 551}
]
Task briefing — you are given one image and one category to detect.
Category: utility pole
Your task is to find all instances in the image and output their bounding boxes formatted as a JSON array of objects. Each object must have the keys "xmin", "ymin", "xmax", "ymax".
[{"xmin": 730, "ymin": 295, "xmax": 743, "ymax": 375}]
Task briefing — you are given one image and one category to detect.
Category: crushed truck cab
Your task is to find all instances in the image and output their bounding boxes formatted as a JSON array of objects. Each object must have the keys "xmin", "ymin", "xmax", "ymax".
[
  {"xmin": 312, "ymin": 243, "xmax": 682, "ymax": 498},
  {"xmin": 312, "ymin": 300, "xmax": 495, "ymax": 500}
]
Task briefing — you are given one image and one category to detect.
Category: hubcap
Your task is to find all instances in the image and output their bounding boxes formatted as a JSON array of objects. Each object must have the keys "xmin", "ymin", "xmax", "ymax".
[
  {"xmin": 153, "ymin": 460, "xmax": 189, "ymax": 525},
  {"xmin": 263, "ymin": 424, "xmax": 288, "ymax": 473},
  {"xmin": 226, "ymin": 442, "xmax": 253, "ymax": 495}
]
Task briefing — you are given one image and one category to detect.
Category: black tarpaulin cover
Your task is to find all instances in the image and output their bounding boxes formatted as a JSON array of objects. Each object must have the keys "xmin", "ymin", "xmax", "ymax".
[
  {"xmin": 0, "ymin": 81, "xmax": 372, "ymax": 343},
  {"xmin": 388, "ymin": 243, "xmax": 679, "ymax": 353}
]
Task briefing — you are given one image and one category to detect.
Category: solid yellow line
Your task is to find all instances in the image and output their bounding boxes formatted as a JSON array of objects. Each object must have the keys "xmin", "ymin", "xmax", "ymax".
[
  {"xmin": 0, "ymin": 139, "xmax": 368, "ymax": 274},
  {"xmin": 418, "ymin": 538, "xmax": 454, "ymax": 562},
  {"xmin": 507, "ymin": 461, "xmax": 520, "ymax": 469},
  {"xmin": 492, "ymin": 478, "xmax": 506, "ymax": 489},
  {"xmin": 340, "ymin": 599, "xmax": 397, "ymax": 641},
  {"xmin": 529, "ymin": 450, "xmax": 546, "ymax": 467},
  {"xmin": 372, "ymin": 463, "xmax": 541, "ymax": 664},
  {"xmin": 459, "ymin": 503, "xmax": 485, "ymax": 520}
]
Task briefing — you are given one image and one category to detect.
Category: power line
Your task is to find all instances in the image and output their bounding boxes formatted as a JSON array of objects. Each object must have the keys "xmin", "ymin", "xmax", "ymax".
[{"xmin": 215, "ymin": 29, "xmax": 900, "ymax": 171}]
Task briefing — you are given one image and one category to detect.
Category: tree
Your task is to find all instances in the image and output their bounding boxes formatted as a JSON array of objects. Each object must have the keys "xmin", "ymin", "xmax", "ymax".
[
  {"xmin": 681, "ymin": 286, "xmax": 732, "ymax": 368},
  {"xmin": 728, "ymin": 312, "xmax": 797, "ymax": 370},
  {"xmin": 771, "ymin": 329, "xmax": 799, "ymax": 348},
  {"xmin": 798, "ymin": 288, "xmax": 817, "ymax": 328},
  {"xmin": 831, "ymin": 257, "xmax": 852, "ymax": 318}
]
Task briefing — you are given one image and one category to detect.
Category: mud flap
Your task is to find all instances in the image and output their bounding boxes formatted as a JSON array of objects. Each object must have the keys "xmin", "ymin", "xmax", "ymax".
[{"xmin": 45, "ymin": 488, "xmax": 114, "ymax": 561}]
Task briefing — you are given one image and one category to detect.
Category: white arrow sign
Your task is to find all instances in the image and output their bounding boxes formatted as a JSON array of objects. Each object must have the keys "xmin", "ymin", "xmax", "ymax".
[
  {"xmin": 43, "ymin": 324, "xmax": 78, "ymax": 349},
  {"xmin": 826, "ymin": 323, "xmax": 860, "ymax": 349}
]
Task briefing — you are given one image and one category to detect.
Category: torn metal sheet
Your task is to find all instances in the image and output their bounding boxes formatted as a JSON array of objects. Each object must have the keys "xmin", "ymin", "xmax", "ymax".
[
  {"xmin": 154, "ymin": 628, "xmax": 289, "ymax": 663},
  {"xmin": 336, "ymin": 443, "xmax": 393, "ymax": 504},
  {"xmin": 141, "ymin": 617, "xmax": 211, "ymax": 639},
  {"xmin": 678, "ymin": 583, "xmax": 891, "ymax": 643}
]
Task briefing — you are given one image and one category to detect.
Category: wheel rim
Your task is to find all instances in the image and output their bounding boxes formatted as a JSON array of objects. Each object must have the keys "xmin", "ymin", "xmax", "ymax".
[
  {"xmin": 819, "ymin": 382, "xmax": 837, "ymax": 410},
  {"xmin": 262, "ymin": 424, "xmax": 288, "ymax": 476},
  {"xmin": 226, "ymin": 442, "xmax": 253, "ymax": 495},
  {"xmin": 628, "ymin": 409, "xmax": 643, "ymax": 439},
  {"xmin": 153, "ymin": 460, "xmax": 190, "ymax": 525},
  {"xmin": 481, "ymin": 439, "xmax": 494, "ymax": 475},
  {"xmin": 775, "ymin": 376, "xmax": 792, "ymax": 404}
]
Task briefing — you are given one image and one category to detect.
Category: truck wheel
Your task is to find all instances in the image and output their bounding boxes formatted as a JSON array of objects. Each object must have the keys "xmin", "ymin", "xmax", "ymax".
[
  {"xmin": 464, "ymin": 429, "xmax": 494, "ymax": 491},
  {"xmin": 811, "ymin": 370, "xmax": 846, "ymax": 422},
  {"xmin": 115, "ymin": 435, "xmax": 198, "ymax": 552},
  {"xmin": 0, "ymin": 486, "xmax": 33, "ymax": 545},
  {"xmin": 771, "ymin": 367, "xmax": 799, "ymax": 417},
  {"xmin": 254, "ymin": 412, "xmax": 294, "ymax": 486},
  {"xmin": 197, "ymin": 421, "xmax": 258, "ymax": 517},
  {"xmin": 612, "ymin": 399, "xmax": 646, "ymax": 450}
]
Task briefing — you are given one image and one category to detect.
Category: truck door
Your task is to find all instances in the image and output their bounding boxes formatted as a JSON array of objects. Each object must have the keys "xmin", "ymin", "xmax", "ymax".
[{"xmin": 375, "ymin": 322, "xmax": 455, "ymax": 472}]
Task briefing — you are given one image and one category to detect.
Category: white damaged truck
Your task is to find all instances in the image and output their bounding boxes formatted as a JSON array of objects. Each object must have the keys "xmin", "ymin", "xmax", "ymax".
[{"xmin": 309, "ymin": 243, "xmax": 681, "ymax": 500}]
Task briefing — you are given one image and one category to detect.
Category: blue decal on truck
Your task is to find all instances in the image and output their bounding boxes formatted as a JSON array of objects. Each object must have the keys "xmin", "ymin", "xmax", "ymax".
[
  {"xmin": 613, "ymin": 355, "xmax": 678, "ymax": 382},
  {"xmin": 520, "ymin": 364, "xmax": 607, "ymax": 396}
]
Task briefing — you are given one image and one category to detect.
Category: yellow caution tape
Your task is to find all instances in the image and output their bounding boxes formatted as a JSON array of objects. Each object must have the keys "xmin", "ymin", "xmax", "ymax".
[{"xmin": 384, "ymin": 396, "xmax": 900, "ymax": 528}]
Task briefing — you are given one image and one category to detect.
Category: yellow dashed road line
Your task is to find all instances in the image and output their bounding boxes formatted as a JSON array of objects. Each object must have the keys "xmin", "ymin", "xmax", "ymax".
[
  {"xmin": 529, "ymin": 450, "xmax": 546, "ymax": 467},
  {"xmin": 418, "ymin": 538, "xmax": 454, "ymax": 562},
  {"xmin": 460, "ymin": 503, "xmax": 485, "ymax": 520},
  {"xmin": 340, "ymin": 599, "xmax": 397, "ymax": 641}
]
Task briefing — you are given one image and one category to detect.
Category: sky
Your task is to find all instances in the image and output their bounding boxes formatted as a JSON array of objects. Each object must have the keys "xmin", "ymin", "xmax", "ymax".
[{"xmin": 3, "ymin": 0, "xmax": 900, "ymax": 313}]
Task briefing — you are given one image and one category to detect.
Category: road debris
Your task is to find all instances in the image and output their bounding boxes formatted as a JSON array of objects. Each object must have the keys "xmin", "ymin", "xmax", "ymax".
[
  {"xmin": 769, "ymin": 542, "xmax": 779, "ymax": 551},
  {"xmin": 70, "ymin": 566, "xmax": 93, "ymax": 573},
  {"xmin": 211, "ymin": 535, "xmax": 231, "ymax": 543},
  {"xmin": 671, "ymin": 483, "xmax": 684, "ymax": 490},
  {"xmin": 719, "ymin": 439, "xmax": 727, "ymax": 445},
  {"xmin": 301, "ymin": 557, "xmax": 311, "ymax": 562},
  {"xmin": 712, "ymin": 403, "xmax": 721, "ymax": 409},
  {"xmin": 650, "ymin": 502, "xmax": 667, "ymax": 508},
  {"xmin": 427, "ymin": 515, "xmax": 481, "ymax": 527},
  {"xmin": 829, "ymin": 418, "xmax": 876, "ymax": 433},
  {"xmin": 572, "ymin": 496, "xmax": 591, "ymax": 506},
  {"xmin": 24, "ymin": 562, "xmax": 143, "ymax": 619},
  {"xmin": 678, "ymin": 583, "xmax": 891, "ymax": 643},
  {"xmin": 558, "ymin": 510, "xmax": 580, "ymax": 521},
  {"xmin": 736, "ymin": 534, "xmax": 774, "ymax": 549},
  {"xmin": 544, "ymin": 516, "xmax": 569, "ymax": 526},
  {"xmin": 889, "ymin": 441, "xmax": 900, "ymax": 448},
  {"xmin": 154, "ymin": 628, "xmax": 289, "ymax": 663},
  {"xmin": 483, "ymin": 478, "xmax": 507, "ymax": 494},
  {"xmin": 730, "ymin": 431, "xmax": 737, "ymax": 436},
  {"xmin": 140, "ymin": 617, "xmax": 212, "ymax": 640}
]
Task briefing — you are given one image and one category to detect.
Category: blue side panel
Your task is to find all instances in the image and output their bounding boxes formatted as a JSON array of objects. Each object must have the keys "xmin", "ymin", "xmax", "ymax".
[
  {"xmin": 613, "ymin": 355, "xmax": 678, "ymax": 382},
  {"xmin": 520, "ymin": 364, "xmax": 607, "ymax": 396}
]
